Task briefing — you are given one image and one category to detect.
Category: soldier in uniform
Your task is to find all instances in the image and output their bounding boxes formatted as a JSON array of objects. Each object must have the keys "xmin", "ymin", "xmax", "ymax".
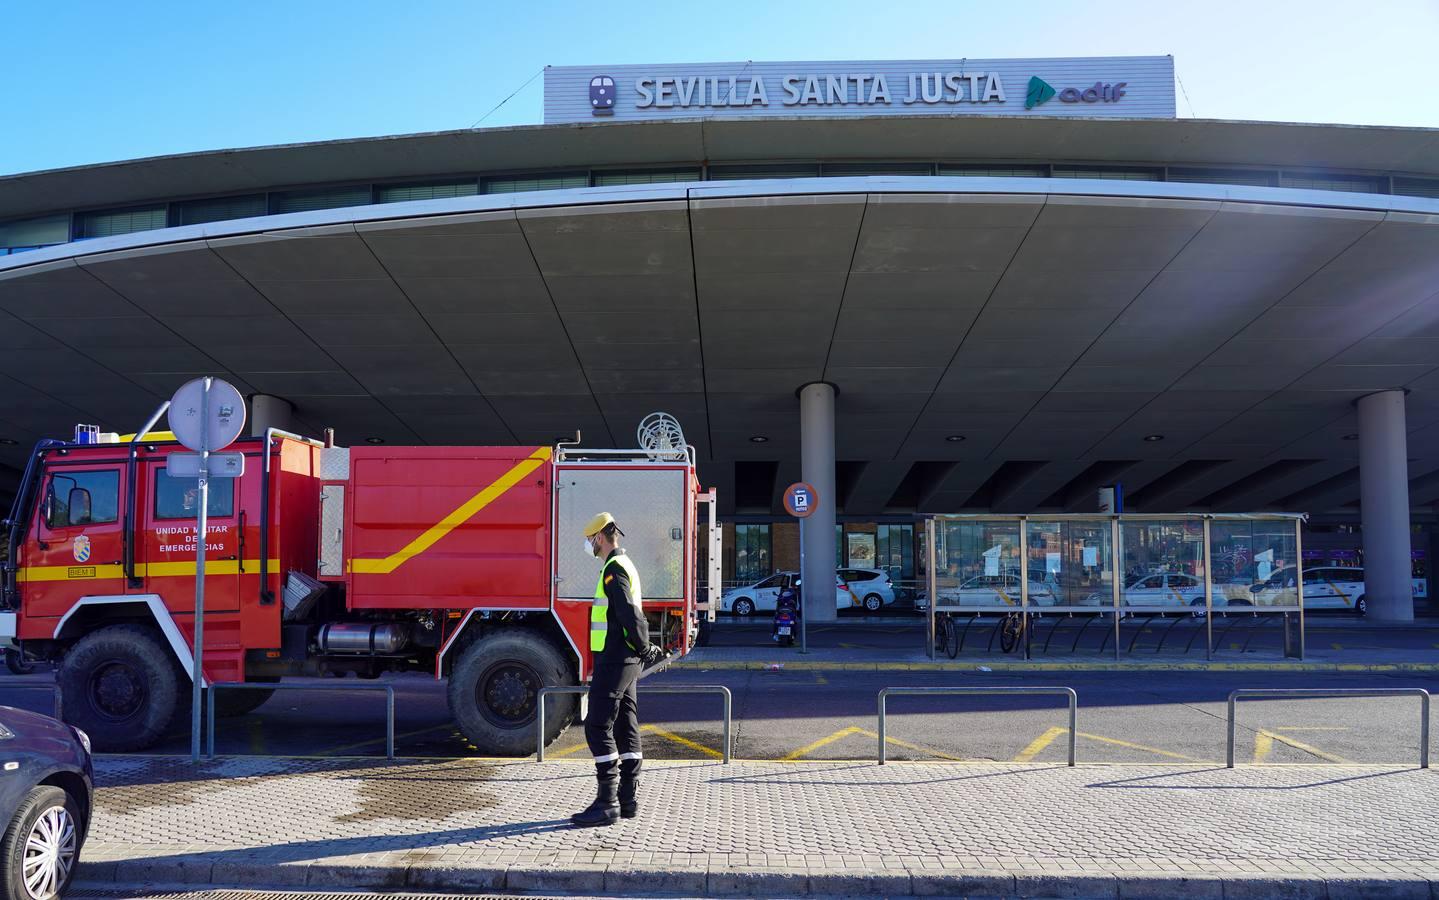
[{"xmin": 571, "ymin": 512, "xmax": 666, "ymax": 827}]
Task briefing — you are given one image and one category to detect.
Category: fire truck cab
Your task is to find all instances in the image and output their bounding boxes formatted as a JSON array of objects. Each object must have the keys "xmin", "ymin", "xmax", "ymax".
[{"xmin": 1, "ymin": 420, "xmax": 715, "ymax": 756}]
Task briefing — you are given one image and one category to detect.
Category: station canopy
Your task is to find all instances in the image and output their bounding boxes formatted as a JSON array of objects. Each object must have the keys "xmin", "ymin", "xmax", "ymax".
[{"xmin": 2, "ymin": 117, "xmax": 1439, "ymax": 516}]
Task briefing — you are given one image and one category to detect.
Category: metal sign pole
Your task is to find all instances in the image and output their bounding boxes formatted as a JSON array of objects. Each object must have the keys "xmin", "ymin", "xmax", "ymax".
[
  {"xmin": 799, "ymin": 517, "xmax": 807, "ymax": 654},
  {"xmin": 190, "ymin": 377, "xmax": 211, "ymax": 762}
]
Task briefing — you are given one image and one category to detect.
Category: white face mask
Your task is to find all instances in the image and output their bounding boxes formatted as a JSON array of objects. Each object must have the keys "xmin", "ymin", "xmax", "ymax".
[{"xmin": 584, "ymin": 537, "xmax": 599, "ymax": 558}]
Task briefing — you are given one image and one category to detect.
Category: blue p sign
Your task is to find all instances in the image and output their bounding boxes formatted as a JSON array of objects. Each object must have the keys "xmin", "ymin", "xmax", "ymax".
[{"xmin": 784, "ymin": 482, "xmax": 819, "ymax": 518}]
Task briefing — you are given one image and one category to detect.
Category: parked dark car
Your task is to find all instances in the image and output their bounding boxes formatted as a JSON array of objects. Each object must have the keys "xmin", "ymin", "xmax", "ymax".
[{"xmin": 0, "ymin": 707, "xmax": 92, "ymax": 900}]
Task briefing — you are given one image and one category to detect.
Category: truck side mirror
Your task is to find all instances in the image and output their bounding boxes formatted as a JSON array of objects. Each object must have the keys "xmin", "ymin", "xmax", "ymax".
[
  {"xmin": 43, "ymin": 484, "xmax": 68, "ymax": 529},
  {"xmin": 68, "ymin": 488, "xmax": 93, "ymax": 525}
]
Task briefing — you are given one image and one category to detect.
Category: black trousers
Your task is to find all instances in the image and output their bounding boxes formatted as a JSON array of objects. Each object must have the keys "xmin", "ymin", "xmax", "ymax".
[{"xmin": 584, "ymin": 659, "xmax": 642, "ymax": 766}]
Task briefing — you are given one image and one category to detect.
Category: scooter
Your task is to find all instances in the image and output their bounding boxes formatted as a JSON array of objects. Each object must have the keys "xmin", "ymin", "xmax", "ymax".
[{"xmin": 772, "ymin": 575, "xmax": 801, "ymax": 648}]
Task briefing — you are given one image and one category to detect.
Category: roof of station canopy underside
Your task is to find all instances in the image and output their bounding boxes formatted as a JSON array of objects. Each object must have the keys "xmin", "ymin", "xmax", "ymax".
[{"xmin": 3, "ymin": 118, "xmax": 1439, "ymax": 517}]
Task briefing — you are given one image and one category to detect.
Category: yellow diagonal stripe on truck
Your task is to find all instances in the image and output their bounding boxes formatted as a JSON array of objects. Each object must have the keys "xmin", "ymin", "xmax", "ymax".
[
  {"xmin": 350, "ymin": 446, "xmax": 552, "ymax": 576},
  {"xmin": 16, "ymin": 560, "xmax": 281, "ymax": 582}
]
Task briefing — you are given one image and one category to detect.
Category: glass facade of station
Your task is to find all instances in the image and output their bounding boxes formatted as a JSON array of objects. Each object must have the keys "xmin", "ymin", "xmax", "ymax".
[{"xmin": 701, "ymin": 516, "xmax": 1437, "ymax": 618}]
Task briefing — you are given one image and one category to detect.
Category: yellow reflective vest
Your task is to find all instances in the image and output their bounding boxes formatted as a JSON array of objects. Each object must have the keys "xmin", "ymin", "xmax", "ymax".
[{"xmin": 592, "ymin": 551, "xmax": 643, "ymax": 653}]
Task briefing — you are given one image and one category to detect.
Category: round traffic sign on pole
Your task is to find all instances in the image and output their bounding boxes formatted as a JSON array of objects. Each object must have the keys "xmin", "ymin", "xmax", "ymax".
[
  {"xmin": 783, "ymin": 482, "xmax": 819, "ymax": 518},
  {"xmin": 168, "ymin": 377, "xmax": 246, "ymax": 451}
]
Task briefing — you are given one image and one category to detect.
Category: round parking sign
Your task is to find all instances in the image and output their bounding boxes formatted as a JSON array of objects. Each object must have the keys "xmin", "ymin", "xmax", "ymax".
[{"xmin": 783, "ymin": 482, "xmax": 819, "ymax": 518}]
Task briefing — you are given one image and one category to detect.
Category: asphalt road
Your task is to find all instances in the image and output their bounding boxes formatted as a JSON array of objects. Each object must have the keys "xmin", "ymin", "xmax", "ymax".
[{"xmin": 6, "ymin": 663, "xmax": 1435, "ymax": 766}]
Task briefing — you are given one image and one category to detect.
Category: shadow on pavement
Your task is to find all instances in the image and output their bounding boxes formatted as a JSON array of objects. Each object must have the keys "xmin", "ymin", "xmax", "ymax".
[{"xmin": 1084, "ymin": 766, "xmax": 1419, "ymax": 791}]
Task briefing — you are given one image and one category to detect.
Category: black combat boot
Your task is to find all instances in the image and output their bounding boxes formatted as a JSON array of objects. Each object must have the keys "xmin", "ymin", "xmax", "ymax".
[
  {"xmin": 571, "ymin": 761, "xmax": 620, "ymax": 827},
  {"xmin": 618, "ymin": 756, "xmax": 642, "ymax": 818}
]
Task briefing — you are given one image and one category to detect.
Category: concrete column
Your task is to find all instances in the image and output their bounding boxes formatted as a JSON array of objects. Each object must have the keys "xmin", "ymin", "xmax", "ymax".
[
  {"xmin": 1357, "ymin": 390, "xmax": 1413, "ymax": 623},
  {"xmin": 800, "ymin": 383, "xmax": 837, "ymax": 623},
  {"xmin": 248, "ymin": 394, "xmax": 294, "ymax": 437}
]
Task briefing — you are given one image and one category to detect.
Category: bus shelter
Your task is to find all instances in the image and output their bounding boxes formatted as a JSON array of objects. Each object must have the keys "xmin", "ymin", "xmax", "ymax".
[{"xmin": 922, "ymin": 514, "xmax": 1306, "ymax": 661}]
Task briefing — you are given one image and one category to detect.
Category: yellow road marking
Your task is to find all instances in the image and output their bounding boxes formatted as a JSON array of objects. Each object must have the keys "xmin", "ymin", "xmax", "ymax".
[
  {"xmin": 350, "ymin": 447, "xmax": 551, "ymax": 574},
  {"xmin": 781, "ymin": 726, "xmax": 865, "ymax": 761},
  {"xmin": 860, "ymin": 729, "xmax": 966, "ymax": 762},
  {"xmin": 1256, "ymin": 728, "xmax": 1352, "ymax": 764},
  {"xmin": 1332, "ymin": 643, "xmax": 1344, "ymax": 650},
  {"xmin": 813, "ymin": 673, "xmax": 829, "ymax": 685},
  {"xmin": 782, "ymin": 725, "xmax": 965, "ymax": 762},
  {"xmin": 546, "ymin": 741, "xmax": 590, "ymax": 758},
  {"xmin": 838, "ymin": 642, "xmax": 859, "ymax": 649},
  {"xmin": 641, "ymin": 724, "xmax": 723, "ymax": 759},
  {"xmin": 1253, "ymin": 730, "xmax": 1274, "ymax": 764},
  {"xmin": 1013, "ymin": 726, "xmax": 1067, "ymax": 763},
  {"xmin": 1075, "ymin": 731, "xmax": 1211, "ymax": 763}
]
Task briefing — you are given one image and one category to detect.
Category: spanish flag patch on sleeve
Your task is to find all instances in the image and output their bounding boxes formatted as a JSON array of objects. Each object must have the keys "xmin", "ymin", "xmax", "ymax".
[{"xmin": 605, "ymin": 574, "xmax": 615, "ymax": 585}]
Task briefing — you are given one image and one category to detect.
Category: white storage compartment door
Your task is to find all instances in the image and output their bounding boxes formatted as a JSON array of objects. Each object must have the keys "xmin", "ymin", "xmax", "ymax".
[{"xmin": 557, "ymin": 466, "xmax": 687, "ymax": 600}]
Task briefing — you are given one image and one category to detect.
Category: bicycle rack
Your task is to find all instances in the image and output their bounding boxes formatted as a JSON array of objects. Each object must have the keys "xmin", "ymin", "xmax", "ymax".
[
  {"xmin": 207, "ymin": 682, "xmax": 396, "ymax": 760},
  {"xmin": 536, "ymin": 684, "xmax": 732, "ymax": 763},
  {"xmin": 877, "ymin": 686, "xmax": 1078, "ymax": 766},
  {"xmin": 1226, "ymin": 688, "xmax": 1430, "ymax": 769}
]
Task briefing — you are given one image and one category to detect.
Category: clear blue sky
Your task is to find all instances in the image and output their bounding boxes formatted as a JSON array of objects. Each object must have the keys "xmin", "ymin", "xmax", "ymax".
[{"xmin": 3, "ymin": 0, "xmax": 1436, "ymax": 176}]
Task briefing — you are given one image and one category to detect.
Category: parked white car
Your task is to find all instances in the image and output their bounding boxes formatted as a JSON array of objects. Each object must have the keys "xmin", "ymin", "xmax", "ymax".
[
  {"xmin": 839, "ymin": 568, "xmax": 897, "ymax": 612},
  {"xmin": 933, "ymin": 572, "xmax": 1058, "ymax": 608},
  {"xmin": 1250, "ymin": 566, "xmax": 1366, "ymax": 615},
  {"xmin": 1120, "ymin": 573, "xmax": 1206, "ymax": 610},
  {"xmin": 719, "ymin": 571, "xmax": 856, "ymax": 616}
]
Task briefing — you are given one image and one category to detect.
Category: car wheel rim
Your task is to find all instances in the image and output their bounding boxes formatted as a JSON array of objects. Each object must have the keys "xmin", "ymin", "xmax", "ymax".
[
  {"xmin": 87, "ymin": 658, "xmax": 147, "ymax": 722},
  {"xmin": 477, "ymin": 662, "xmax": 541, "ymax": 727},
  {"xmin": 22, "ymin": 804, "xmax": 76, "ymax": 900}
]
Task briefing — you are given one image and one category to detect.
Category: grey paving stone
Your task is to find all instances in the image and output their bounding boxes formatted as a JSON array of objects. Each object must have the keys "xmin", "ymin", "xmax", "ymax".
[
  {"xmin": 1222, "ymin": 875, "xmax": 1329, "ymax": 899},
  {"xmin": 113, "ymin": 858, "xmax": 215, "ymax": 885},
  {"xmin": 73, "ymin": 860, "xmax": 118, "ymax": 883},
  {"xmin": 303, "ymin": 863, "xmax": 406, "ymax": 889},
  {"xmin": 707, "ymin": 866, "xmax": 810, "ymax": 896},
  {"xmin": 1013, "ymin": 872, "xmax": 1120, "ymax": 898},
  {"xmin": 506, "ymin": 863, "xmax": 606, "ymax": 893},
  {"xmin": 1118, "ymin": 874, "xmax": 1224, "ymax": 899},
  {"xmin": 1325, "ymin": 875, "xmax": 1433, "ymax": 899},
  {"xmin": 806, "ymin": 869, "xmax": 913, "ymax": 896},
  {"xmin": 82, "ymin": 758, "xmax": 1439, "ymax": 896},
  {"xmin": 910, "ymin": 869, "xmax": 1017, "ymax": 897},
  {"xmin": 406, "ymin": 861, "xmax": 507, "ymax": 892},
  {"xmin": 209, "ymin": 860, "xmax": 310, "ymax": 887},
  {"xmin": 604, "ymin": 864, "xmax": 708, "ymax": 893}
]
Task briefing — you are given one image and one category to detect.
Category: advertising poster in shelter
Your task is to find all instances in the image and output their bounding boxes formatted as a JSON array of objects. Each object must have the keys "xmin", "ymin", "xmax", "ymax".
[{"xmin": 847, "ymin": 532, "xmax": 876, "ymax": 567}]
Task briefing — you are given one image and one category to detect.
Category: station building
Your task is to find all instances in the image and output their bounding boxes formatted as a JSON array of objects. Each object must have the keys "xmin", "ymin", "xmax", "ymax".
[{"xmin": 2, "ymin": 56, "xmax": 1438, "ymax": 620}]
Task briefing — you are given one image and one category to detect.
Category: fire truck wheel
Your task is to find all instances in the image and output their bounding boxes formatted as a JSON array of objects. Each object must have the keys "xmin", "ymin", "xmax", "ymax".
[
  {"xmin": 447, "ymin": 631, "xmax": 575, "ymax": 757},
  {"xmin": 57, "ymin": 625, "xmax": 179, "ymax": 753}
]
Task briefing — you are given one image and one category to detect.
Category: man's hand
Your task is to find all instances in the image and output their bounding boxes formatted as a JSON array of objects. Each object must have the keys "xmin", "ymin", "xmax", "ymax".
[{"xmin": 640, "ymin": 645, "xmax": 670, "ymax": 668}]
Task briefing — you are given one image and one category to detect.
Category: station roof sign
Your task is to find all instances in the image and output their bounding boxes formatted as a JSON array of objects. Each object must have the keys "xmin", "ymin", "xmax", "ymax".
[{"xmin": 544, "ymin": 56, "xmax": 1175, "ymax": 124}]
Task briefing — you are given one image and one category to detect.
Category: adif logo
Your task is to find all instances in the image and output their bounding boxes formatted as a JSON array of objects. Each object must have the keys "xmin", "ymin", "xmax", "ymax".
[
  {"xmin": 72, "ymin": 535, "xmax": 91, "ymax": 563},
  {"xmin": 1026, "ymin": 76, "xmax": 1126, "ymax": 110},
  {"xmin": 589, "ymin": 76, "xmax": 616, "ymax": 115}
]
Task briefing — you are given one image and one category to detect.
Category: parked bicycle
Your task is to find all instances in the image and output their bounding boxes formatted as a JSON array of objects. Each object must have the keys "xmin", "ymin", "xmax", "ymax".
[{"xmin": 999, "ymin": 611, "xmax": 1025, "ymax": 654}]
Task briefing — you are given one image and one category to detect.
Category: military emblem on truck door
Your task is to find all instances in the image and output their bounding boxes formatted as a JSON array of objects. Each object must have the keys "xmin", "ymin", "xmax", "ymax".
[{"xmin": 71, "ymin": 535, "xmax": 90, "ymax": 563}]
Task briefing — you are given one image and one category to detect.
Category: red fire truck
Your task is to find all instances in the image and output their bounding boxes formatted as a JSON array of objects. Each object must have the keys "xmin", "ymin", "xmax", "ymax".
[{"xmin": 0, "ymin": 420, "xmax": 717, "ymax": 755}]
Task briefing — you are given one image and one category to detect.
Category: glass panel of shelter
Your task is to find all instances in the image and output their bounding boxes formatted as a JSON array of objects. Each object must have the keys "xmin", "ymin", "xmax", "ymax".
[
  {"xmin": 1118, "ymin": 519, "xmax": 1206, "ymax": 615},
  {"xmin": 934, "ymin": 519, "xmax": 1021, "ymax": 610},
  {"xmin": 927, "ymin": 515, "xmax": 1306, "ymax": 660}
]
